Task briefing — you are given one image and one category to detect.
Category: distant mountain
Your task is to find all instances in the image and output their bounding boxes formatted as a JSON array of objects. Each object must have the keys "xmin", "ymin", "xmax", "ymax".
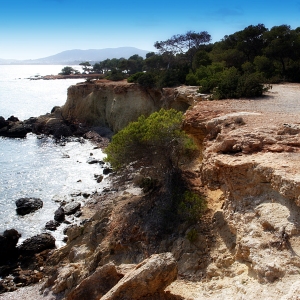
[
  {"xmin": 0, "ymin": 58, "xmax": 21, "ymax": 64},
  {"xmin": 0, "ymin": 47, "xmax": 151, "ymax": 65}
]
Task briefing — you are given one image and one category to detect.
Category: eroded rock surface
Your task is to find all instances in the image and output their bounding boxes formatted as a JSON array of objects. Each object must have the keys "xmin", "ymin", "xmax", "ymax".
[
  {"xmin": 3, "ymin": 83, "xmax": 300, "ymax": 300},
  {"xmin": 101, "ymin": 253, "xmax": 177, "ymax": 300},
  {"xmin": 61, "ymin": 80, "xmax": 203, "ymax": 132}
]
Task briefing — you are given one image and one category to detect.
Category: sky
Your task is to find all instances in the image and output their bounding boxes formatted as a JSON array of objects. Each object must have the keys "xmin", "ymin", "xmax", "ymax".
[{"xmin": 1, "ymin": 0, "xmax": 300, "ymax": 60}]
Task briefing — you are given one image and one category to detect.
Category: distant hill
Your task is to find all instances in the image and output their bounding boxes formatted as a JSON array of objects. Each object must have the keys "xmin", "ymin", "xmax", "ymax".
[{"xmin": 0, "ymin": 47, "xmax": 151, "ymax": 65}]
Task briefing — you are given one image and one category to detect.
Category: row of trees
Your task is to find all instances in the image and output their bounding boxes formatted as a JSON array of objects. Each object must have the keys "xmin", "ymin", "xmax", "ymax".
[{"xmin": 61, "ymin": 24, "xmax": 300, "ymax": 99}]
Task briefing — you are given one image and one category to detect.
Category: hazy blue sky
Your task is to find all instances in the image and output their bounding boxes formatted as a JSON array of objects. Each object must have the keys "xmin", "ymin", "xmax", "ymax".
[{"xmin": 1, "ymin": 0, "xmax": 300, "ymax": 59}]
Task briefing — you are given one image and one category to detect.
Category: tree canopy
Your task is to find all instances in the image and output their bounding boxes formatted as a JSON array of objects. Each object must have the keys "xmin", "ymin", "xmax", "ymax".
[
  {"xmin": 59, "ymin": 66, "xmax": 78, "ymax": 75},
  {"xmin": 84, "ymin": 23, "xmax": 300, "ymax": 98},
  {"xmin": 104, "ymin": 108, "xmax": 197, "ymax": 172}
]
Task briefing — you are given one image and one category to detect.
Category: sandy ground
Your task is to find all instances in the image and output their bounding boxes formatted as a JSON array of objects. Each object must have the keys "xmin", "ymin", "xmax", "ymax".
[{"xmin": 195, "ymin": 83, "xmax": 300, "ymax": 127}]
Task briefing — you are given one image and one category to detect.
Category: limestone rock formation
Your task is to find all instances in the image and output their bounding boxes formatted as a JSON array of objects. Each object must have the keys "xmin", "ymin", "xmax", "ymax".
[
  {"xmin": 61, "ymin": 80, "xmax": 202, "ymax": 132},
  {"xmin": 101, "ymin": 252, "xmax": 178, "ymax": 300},
  {"xmin": 66, "ymin": 263, "xmax": 123, "ymax": 300}
]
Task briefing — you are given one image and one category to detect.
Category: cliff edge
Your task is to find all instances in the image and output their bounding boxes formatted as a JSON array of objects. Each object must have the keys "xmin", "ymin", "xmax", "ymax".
[{"xmin": 61, "ymin": 79, "xmax": 202, "ymax": 132}]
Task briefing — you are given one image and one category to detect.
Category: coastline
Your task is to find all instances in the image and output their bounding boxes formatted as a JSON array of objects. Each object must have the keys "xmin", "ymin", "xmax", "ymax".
[
  {"xmin": 31, "ymin": 74, "xmax": 105, "ymax": 80},
  {"xmin": 2, "ymin": 83, "xmax": 300, "ymax": 299}
]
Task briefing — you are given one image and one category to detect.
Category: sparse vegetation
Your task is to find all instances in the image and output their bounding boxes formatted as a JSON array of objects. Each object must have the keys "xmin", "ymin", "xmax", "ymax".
[
  {"xmin": 186, "ymin": 228, "xmax": 199, "ymax": 243},
  {"xmin": 178, "ymin": 191, "xmax": 207, "ymax": 224}
]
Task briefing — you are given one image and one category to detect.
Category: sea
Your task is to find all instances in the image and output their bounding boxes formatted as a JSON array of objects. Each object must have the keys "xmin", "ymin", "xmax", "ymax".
[{"xmin": 0, "ymin": 65, "xmax": 109, "ymax": 247}]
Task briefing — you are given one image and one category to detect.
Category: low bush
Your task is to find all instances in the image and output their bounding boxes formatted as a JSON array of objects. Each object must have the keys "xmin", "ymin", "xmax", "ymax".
[
  {"xmin": 178, "ymin": 191, "xmax": 207, "ymax": 224},
  {"xmin": 104, "ymin": 108, "xmax": 198, "ymax": 171}
]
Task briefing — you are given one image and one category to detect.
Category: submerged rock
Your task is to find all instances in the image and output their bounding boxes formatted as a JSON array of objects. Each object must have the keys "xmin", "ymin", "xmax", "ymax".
[{"xmin": 15, "ymin": 197, "xmax": 43, "ymax": 215}]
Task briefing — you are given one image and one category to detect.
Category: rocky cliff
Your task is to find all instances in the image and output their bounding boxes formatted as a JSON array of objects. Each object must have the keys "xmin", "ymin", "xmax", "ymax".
[
  {"xmin": 61, "ymin": 79, "xmax": 203, "ymax": 132},
  {"xmin": 2, "ymin": 83, "xmax": 300, "ymax": 299},
  {"xmin": 178, "ymin": 83, "xmax": 300, "ymax": 298}
]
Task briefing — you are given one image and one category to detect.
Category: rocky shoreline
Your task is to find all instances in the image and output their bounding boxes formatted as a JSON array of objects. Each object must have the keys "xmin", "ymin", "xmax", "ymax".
[
  {"xmin": 0, "ymin": 106, "xmax": 114, "ymax": 294},
  {"xmin": 1, "ymin": 82, "xmax": 300, "ymax": 299}
]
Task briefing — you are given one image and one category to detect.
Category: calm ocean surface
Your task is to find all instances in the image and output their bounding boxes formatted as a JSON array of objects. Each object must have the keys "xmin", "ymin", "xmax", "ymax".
[{"xmin": 0, "ymin": 65, "xmax": 108, "ymax": 246}]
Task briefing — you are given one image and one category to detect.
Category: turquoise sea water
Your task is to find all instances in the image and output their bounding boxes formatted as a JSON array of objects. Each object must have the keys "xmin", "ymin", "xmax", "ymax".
[{"xmin": 0, "ymin": 65, "xmax": 108, "ymax": 246}]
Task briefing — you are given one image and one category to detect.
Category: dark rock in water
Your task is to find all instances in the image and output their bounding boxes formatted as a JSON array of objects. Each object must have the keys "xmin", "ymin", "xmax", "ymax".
[
  {"xmin": 15, "ymin": 197, "xmax": 43, "ymax": 215},
  {"xmin": 0, "ymin": 115, "xmax": 29, "ymax": 138},
  {"xmin": 103, "ymin": 167, "xmax": 113, "ymax": 175},
  {"xmin": 64, "ymin": 202, "xmax": 81, "ymax": 215},
  {"xmin": 53, "ymin": 124, "xmax": 73, "ymax": 139},
  {"xmin": 18, "ymin": 233, "xmax": 55, "ymax": 254},
  {"xmin": 0, "ymin": 229, "xmax": 21, "ymax": 264},
  {"xmin": 87, "ymin": 157, "xmax": 101, "ymax": 164},
  {"xmin": 54, "ymin": 207, "xmax": 65, "ymax": 222},
  {"xmin": 0, "ymin": 116, "xmax": 8, "ymax": 129},
  {"xmin": 7, "ymin": 116, "xmax": 19, "ymax": 122},
  {"xmin": 95, "ymin": 174, "xmax": 104, "ymax": 183},
  {"xmin": 45, "ymin": 220, "xmax": 60, "ymax": 231},
  {"xmin": 23, "ymin": 117, "xmax": 38, "ymax": 125},
  {"xmin": 0, "ymin": 122, "xmax": 28, "ymax": 138}
]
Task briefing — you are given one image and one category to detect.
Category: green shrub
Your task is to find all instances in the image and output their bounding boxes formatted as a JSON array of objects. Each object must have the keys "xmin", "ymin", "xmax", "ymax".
[
  {"xmin": 106, "ymin": 68, "xmax": 125, "ymax": 81},
  {"xmin": 104, "ymin": 109, "xmax": 198, "ymax": 171},
  {"xmin": 186, "ymin": 72, "xmax": 199, "ymax": 86},
  {"xmin": 236, "ymin": 72, "xmax": 265, "ymax": 97},
  {"xmin": 137, "ymin": 72, "xmax": 156, "ymax": 87},
  {"xmin": 212, "ymin": 67, "xmax": 240, "ymax": 99},
  {"xmin": 178, "ymin": 191, "xmax": 207, "ymax": 224},
  {"xmin": 127, "ymin": 72, "xmax": 145, "ymax": 83},
  {"xmin": 59, "ymin": 66, "xmax": 77, "ymax": 75},
  {"xmin": 186, "ymin": 228, "xmax": 198, "ymax": 243}
]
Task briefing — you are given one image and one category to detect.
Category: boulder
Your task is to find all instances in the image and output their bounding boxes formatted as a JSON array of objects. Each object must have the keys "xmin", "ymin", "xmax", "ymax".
[
  {"xmin": 54, "ymin": 207, "xmax": 65, "ymax": 222},
  {"xmin": 101, "ymin": 252, "xmax": 178, "ymax": 300},
  {"xmin": 15, "ymin": 197, "xmax": 43, "ymax": 215},
  {"xmin": 53, "ymin": 124, "xmax": 73, "ymax": 139},
  {"xmin": 103, "ymin": 167, "xmax": 112, "ymax": 175},
  {"xmin": 0, "ymin": 229, "xmax": 21, "ymax": 264},
  {"xmin": 0, "ymin": 116, "xmax": 8, "ymax": 129},
  {"xmin": 64, "ymin": 202, "xmax": 81, "ymax": 215},
  {"xmin": 66, "ymin": 263, "xmax": 123, "ymax": 300},
  {"xmin": 0, "ymin": 122, "xmax": 28, "ymax": 138},
  {"xmin": 18, "ymin": 233, "xmax": 55, "ymax": 255},
  {"xmin": 7, "ymin": 116, "xmax": 19, "ymax": 122},
  {"xmin": 45, "ymin": 220, "xmax": 60, "ymax": 231}
]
